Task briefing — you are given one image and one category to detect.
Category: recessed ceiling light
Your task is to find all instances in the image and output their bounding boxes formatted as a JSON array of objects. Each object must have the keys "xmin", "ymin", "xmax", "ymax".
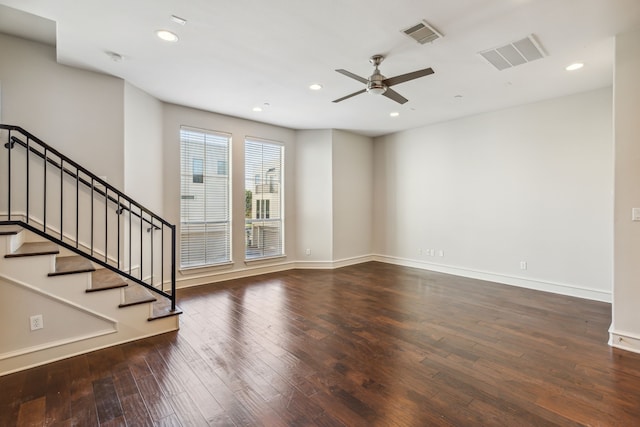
[
  {"xmin": 252, "ymin": 106, "xmax": 263, "ymax": 112},
  {"xmin": 309, "ymin": 83, "xmax": 323, "ymax": 91},
  {"xmin": 170, "ymin": 15, "xmax": 187, "ymax": 25},
  {"xmin": 390, "ymin": 112, "xmax": 400, "ymax": 117},
  {"xmin": 156, "ymin": 30, "xmax": 179, "ymax": 42},
  {"xmin": 566, "ymin": 62, "xmax": 584, "ymax": 71}
]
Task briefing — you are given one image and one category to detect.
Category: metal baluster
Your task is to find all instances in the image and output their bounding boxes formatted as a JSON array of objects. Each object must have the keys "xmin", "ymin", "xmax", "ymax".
[
  {"xmin": 43, "ymin": 148, "xmax": 47, "ymax": 231},
  {"xmin": 60, "ymin": 158, "xmax": 64, "ymax": 240},
  {"xmin": 90, "ymin": 178, "xmax": 94, "ymax": 256},
  {"xmin": 171, "ymin": 224, "xmax": 176, "ymax": 311},
  {"xmin": 150, "ymin": 217, "xmax": 154, "ymax": 287},
  {"xmin": 7, "ymin": 130, "xmax": 11, "ymax": 220},
  {"xmin": 129, "ymin": 202, "xmax": 132, "ymax": 275},
  {"xmin": 117, "ymin": 195, "xmax": 121, "ymax": 269},
  {"xmin": 75, "ymin": 169, "xmax": 79, "ymax": 248},
  {"xmin": 161, "ymin": 225, "xmax": 165, "ymax": 292},
  {"xmin": 105, "ymin": 186, "xmax": 108, "ymax": 263},
  {"xmin": 26, "ymin": 137, "xmax": 30, "ymax": 223},
  {"xmin": 140, "ymin": 207, "xmax": 143, "ymax": 281}
]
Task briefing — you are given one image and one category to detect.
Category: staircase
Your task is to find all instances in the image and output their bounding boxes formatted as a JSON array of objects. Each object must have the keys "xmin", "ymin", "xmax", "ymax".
[{"xmin": 0, "ymin": 125, "xmax": 180, "ymax": 376}]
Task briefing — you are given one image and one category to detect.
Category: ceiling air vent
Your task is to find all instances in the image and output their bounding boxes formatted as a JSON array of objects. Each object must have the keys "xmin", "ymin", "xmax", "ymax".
[
  {"xmin": 479, "ymin": 35, "xmax": 545, "ymax": 71},
  {"xmin": 402, "ymin": 20, "xmax": 443, "ymax": 44}
]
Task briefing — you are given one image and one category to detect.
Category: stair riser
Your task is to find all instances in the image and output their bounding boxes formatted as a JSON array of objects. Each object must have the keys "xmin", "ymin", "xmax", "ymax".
[{"xmin": 0, "ymin": 255, "xmax": 56, "ymax": 284}]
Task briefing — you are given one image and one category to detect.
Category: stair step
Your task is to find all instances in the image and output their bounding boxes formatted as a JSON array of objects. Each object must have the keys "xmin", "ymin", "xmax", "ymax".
[
  {"xmin": 149, "ymin": 298, "xmax": 182, "ymax": 321},
  {"xmin": 120, "ymin": 284, "xmax": 157, "ymax": 308},
  {"xmin": 49, "ymin": 256, "xmax": 95, "ymax": 276},
  {"xmin": 0, "ymin": 225, "xmax": 23, "ymax": 235},
  {"xmin": 5, "ymin": 241, "xmax": 59, "ymax": 258},
  {"xmin": 88, "ymin": 268, "xmax": 127, "ymax": 292}
]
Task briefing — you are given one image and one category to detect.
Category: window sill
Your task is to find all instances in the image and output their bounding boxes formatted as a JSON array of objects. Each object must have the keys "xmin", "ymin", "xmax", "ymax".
[
  {"xmin": 244, "ymin": 255, "xmax": 286, "ymax": 266},
  {"xmin": 179, "ymin": 261, "xmax": 234, "ymax": 275}
]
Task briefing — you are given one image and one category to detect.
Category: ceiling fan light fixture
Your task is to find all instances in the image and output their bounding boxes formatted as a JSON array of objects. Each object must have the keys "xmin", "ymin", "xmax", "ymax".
[{"xmin": 367, "ymin": 82, "xmax": 387, "ymax": 95}]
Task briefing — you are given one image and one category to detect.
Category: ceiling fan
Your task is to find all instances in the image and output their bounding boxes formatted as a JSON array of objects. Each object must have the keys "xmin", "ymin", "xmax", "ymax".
[{"xmin": 333, "ymin": 55, "xmax": 434, "ymax": 105}]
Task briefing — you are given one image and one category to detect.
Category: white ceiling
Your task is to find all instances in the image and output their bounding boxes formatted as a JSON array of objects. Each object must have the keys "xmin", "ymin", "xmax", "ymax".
[{"xmin": 1, "ymin": 0, "xmax": 639, "ymax": 137}]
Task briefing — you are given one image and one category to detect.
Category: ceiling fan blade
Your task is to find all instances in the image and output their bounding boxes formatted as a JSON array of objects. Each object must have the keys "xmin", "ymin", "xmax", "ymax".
[
  {"xmin": 383, "ymin": 67, "xmax": 434, "ymax": 87},
  {"xmin": 335, "ymin": 69, "xmax": 368, "ymax": 84},
  {"xmin": 332, "ymin": 89, "xmax": 367, "ymax": 103},
  {"xmin": 382, "ymin": 88, "xmax": 408, "ymax": 104}
]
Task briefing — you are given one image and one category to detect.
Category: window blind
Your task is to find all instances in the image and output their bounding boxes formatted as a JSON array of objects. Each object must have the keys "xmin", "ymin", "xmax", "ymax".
[
  {"xmin": 180, "ymin": 127, "xmax": 231, "ymax": 268},
  {"xmin": 244, "ymin": 138, "xmax": 284, "ymax": 259}
]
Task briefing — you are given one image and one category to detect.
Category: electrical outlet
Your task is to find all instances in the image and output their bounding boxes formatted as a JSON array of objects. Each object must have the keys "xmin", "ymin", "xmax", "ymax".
[
  {"xmin": 520, "ymin": 261, "xmax": 527, "ymax": 270},
  {"xmin": 30, "ymin": 314, "xmax": 43, "ymax": 331},
  {"xmin": 305, "ymin": 248, "xmax": 311, "ymax": 256},
  {"xmin": 438, "ymin": 250, "xmax": 444, "ymax": 257}
]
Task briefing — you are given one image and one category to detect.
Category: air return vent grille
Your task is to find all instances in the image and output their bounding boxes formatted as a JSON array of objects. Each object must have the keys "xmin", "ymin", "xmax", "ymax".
[
  {"xmin": 479, "ymin": 35, "xmax": 545, "ymax": 70},
  {"xmin": 402, "ymin": 20, "xmax": 443, "ymax": 44}
]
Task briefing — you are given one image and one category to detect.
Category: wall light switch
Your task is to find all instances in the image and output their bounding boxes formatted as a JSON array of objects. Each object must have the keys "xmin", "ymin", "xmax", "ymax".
[{"xmin": 633, "ymin": 208, "xmax": 640, "ymax": 221}]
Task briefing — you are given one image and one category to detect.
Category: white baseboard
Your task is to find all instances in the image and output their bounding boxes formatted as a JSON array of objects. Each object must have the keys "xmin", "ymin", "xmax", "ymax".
[
  {"xmin": 371, "ymin": 254, "xmax": 612, "ymax": 303},
  {"xmin": 175, "ymin": 253, "xmax": 612, "ymax": 303},
  {"xmin": 0, "ymin": 326, "xmax": 178, "ymax": 377},
  {"xmin": 295, "ymin": 255, "xmax": 374, "ymax": 270},
  {"xmin": 609, "ymin": 328, "xmax": 640, "ymax": 354}
]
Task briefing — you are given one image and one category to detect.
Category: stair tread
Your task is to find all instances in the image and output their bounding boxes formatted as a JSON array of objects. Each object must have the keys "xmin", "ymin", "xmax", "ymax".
[
  {"xmin": 5, "ymin": 241, "xmax": 59, "ymax": 258},
  {"xmin": 149, "ymin": 298, "xmax": 182, "ymax": 321},
  {"xmin": 49, "ymin": 255, "xmax": 95, "ymax": 276},
  {"xmin": 120, "ymin": 284, "xmax": 157, "ymax": 307},
  {"xmin": 89, "ymin": 268, "xmax": 127, "ymax": 292},
  {"xmin": 0, "ymin": 225, "xmax": 23, "ymax": 235}
]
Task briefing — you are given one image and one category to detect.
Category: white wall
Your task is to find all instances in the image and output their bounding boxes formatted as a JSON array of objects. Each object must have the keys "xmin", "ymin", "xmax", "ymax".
[
  {"xmin": 162, "ymin": 104, "xmax": 297, "ymax": 287},
  {"xmin": 373, "ymin": 88, "xmax": 613, "ymax": 301},
  {"xmin": 295, "ymin": 130, "xmax": 334, "ymax": 261},
  {"xmin": 611, "ymin": 27, "xmax": 640, "ymax": 352},
  {"xmin": 332, "ymin": 130, "xmax": 373, "ymax": 262},
  {"xmin": 0, "ymin": 33, "xmax": 125, "ymax": 188},
  {"xmin": 124, "ymin": 82, "xmax": 164, "ymax": 214}
]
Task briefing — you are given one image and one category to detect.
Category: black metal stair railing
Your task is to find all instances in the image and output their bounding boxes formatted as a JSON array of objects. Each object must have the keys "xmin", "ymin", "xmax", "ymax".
[{"xmin": 0, "ymin": 124, "xmax": 176, "ymax": 311}]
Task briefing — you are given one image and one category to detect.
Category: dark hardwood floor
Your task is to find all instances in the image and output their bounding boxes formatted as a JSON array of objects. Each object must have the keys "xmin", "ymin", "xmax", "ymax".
[{"xmin": 2, "ymin": 261, "xmax": 640, "ymax": 426}]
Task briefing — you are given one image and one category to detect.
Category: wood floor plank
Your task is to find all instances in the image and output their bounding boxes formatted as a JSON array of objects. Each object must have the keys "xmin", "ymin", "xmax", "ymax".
[
  {"xmin": 44, "ymin": 367, "xmax": 72, "ymax": 425},
  {"xmin": 118, "ymin": 394, "xmax": 153, "ymax": 427},
  {"xmin": 134, "ymin": 374, "xmax": 175, "ymax": 421},
  {"xmin": 16, "ymin": 396, "xmax": 46, "ymax": 427},
  {"xmin": 2, "ymin": 262, "xmax": 640, "ymax": 425},
  {"xmin": 92, "ymin": 377, "xmax": 124, "ymax": 424}
]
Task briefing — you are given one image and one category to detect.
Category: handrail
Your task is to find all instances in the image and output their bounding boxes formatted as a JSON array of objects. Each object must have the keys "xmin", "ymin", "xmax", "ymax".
[
  {"xmin": 7, "ymin": 135, "xmax": 159, "ymax": 230},
  {"xmin": 0, "ymin": 124, "xmax": 176, "ymax": 311},
  {"xmin": 3, "ymin": 127, "xmax": 171, "ymax": 228}
]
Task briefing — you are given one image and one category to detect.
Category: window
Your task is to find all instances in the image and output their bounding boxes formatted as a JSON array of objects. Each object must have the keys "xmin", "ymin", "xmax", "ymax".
[
  {"xmin": 255, "ymin": 199, "xmax": 270, "ymax": 219},
  {"xmin": 180, "ymin": 127, "xmax": 231, "ymax": 268},
  {"xmin": 192, "ymin": 159, "xmax": 203, "ymax": 183},
  {"xmin": 245, "ymin": 138, "xmax": 283, "ymax": 259}
]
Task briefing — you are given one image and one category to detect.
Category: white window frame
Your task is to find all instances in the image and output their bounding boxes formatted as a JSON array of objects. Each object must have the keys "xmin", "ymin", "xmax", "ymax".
[
  {"xmin": 180, "ymin": 126, "xmax": 232, "ymax": 269},
  {"xmin": 244, "ymin": 137, "xmax": 284, "ymax": 260}
]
